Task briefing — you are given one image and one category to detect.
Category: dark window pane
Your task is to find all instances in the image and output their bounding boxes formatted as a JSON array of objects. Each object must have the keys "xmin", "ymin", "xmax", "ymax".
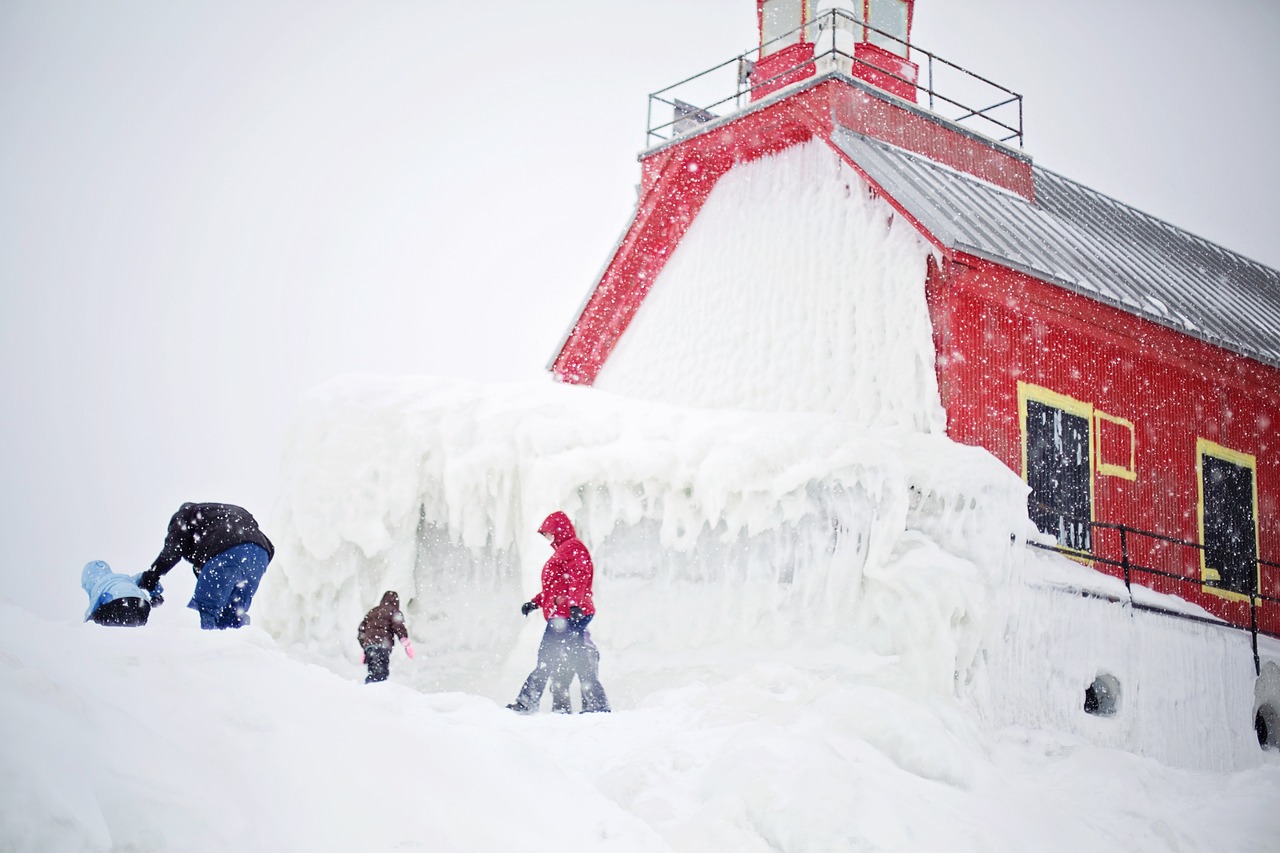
[
  {"xmin": 1202, "ymin": 454, "xmax": 1257, "ymax": 594},
  {"xmin": 1026, "ymin": 400, "xmax": 1092, "ymax": 551}
]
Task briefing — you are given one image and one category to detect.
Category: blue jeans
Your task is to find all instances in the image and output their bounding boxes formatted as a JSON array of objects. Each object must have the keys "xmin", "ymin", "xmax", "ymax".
[
  {"xmin": 188, "ymin": 543, "xmax": 270, "ymax": 630},
  {"xmin": 514, "ymin": 615, "xmax": 610, "ymax": 713}
]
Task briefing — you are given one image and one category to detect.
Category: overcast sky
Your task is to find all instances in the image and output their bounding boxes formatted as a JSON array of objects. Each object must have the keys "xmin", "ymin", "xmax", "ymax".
[{"xmin": 3, "ymin": 0, "xmax": 1277, "ymax": 616}]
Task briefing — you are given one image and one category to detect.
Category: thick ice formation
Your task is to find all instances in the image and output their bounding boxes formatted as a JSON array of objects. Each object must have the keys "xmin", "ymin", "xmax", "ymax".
[
  {"xmin": 977, "ymin": 549, "xmax": 1268, "ymax": 771},
  {"xmin": 594, "ymin": 140, "xmax": 943, "ymax": 431},
  {"xmin": 262, "ymin": 375, "xmax": 1018, "ymax": 690},
  {"xmin": 261, "ymin": 373, "xmax": 1275, "ymax": 771}
]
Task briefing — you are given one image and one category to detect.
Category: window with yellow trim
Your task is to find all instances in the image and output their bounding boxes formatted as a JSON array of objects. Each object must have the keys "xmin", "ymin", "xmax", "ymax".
[
  {"xmin": 1019, "ymin": 383, "xmax": 1094, "ymax": 552},
  {"xmin": 1197, "ymin": 439, "xmax": 1259, "ymax": 598}
]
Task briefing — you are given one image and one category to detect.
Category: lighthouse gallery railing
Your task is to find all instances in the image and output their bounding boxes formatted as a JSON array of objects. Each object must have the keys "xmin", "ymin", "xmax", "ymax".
[{"xmin": 646, "ymin": 8, "xmax": 1024, "ymax": 150}]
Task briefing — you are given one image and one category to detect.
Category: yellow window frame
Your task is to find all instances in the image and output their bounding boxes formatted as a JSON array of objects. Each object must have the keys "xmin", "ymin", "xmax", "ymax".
[
  {"xmin": 1018, "ymin": 382, "xmax": 1096, "ymax": 556},
  {"xmin": 1195, "ymin": 438, "xmax": 1261, "ymax": 603},
  {"xmin": 1094, "ymin": 411, "xmax": 1136, "ymax": 481}
]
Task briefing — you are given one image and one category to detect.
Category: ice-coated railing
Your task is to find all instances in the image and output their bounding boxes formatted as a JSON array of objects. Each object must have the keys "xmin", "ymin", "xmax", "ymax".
[{"xmin": 646, "ymin": 8, "xmax": 1023, "ymax": 150}]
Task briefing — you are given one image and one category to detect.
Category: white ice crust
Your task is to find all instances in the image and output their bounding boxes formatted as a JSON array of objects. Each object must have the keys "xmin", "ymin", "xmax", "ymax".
[{"xmin": 595, "ymin": 140, "xmax": 944, "ymax": 431}]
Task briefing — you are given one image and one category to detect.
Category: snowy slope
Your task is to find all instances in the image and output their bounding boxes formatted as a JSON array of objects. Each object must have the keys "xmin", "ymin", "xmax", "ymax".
[
  {"xmin": 0, "ymin": 604, "xmax": 666, "ymax": 852},
  {"xmin": 4, "ymin": 597, "xmax": 1279, "ymax": 852},
  {"xmin": 6, "ymin": 375, "xmax": 1280, "ymax": 849}
]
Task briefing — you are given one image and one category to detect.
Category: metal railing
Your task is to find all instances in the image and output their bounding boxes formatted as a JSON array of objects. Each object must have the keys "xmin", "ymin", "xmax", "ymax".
[
  {"xmin": 1026, "ymin": 508, "xmax": 1280, "ymax": 675},
  {"xmin": 646, "ymin": 8, "xmax": 1024, "ymax": 149}
]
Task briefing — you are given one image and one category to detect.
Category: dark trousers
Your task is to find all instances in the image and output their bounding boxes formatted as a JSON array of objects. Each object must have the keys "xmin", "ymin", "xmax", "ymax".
[
  {"xmin": 91, "ymin": 596, "xmax": 151, "ymax": 627},
  {"xmin": 189, "ymin": 543, "xmax": 270, "ymax": 630},
  {"xmin": 365, "ymin": 646, "xmax": 391, "ymax": 683},
  {"xmin": 514, "ymin": 617, "xmax": 610, "ymax": 713}
]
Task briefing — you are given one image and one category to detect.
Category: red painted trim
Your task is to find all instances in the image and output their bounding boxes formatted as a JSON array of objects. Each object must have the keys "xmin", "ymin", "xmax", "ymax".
[
  {"xmin": 851, "ymin": 41, "xmax": 918, "ymax": 103},
  {"xmin": 750, "ymin": 42, "xmax": 818, "ymax": 101},
  {"xmin": 550, "ymin": 86, "xmax": 833, "ymax": 384},
  {"xmin": 905, "ymin": 0, "xmax": 915, "ymax": 59},
  {"xmin": 831, "ymin": 86, "xmax": 1033, "ymax": 199}
]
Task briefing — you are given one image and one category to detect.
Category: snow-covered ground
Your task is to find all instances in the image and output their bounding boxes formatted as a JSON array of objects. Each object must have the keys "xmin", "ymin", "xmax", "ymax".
[
  {"xmin": 7, "ymin": 375, "xmax": 1278, "ymax": 851},
  {"xmin": 5, "ymin": 589, "xmax": 1279, "ymax": 851}
]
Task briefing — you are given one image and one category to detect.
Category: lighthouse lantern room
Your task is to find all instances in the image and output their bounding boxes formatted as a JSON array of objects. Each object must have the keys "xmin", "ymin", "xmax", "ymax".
[{"xmin": 754, "ymin": 0, "xmax": 918, "ymax": 102}]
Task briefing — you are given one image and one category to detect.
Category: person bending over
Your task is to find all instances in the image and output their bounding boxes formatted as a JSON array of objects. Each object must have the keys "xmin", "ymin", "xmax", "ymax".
[{"xmin": 137, "ymin": 502, "xmax": 274, "ymax": 630}]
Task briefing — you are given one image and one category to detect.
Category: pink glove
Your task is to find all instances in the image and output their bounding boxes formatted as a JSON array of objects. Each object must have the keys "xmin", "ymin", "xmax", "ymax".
[
  {"xmin": 360, "ymin": 651, "xmax": 365, "ymax": 664},
  {"xmin": 401, "ymin": 638, "xmax": 415, "ymax": 659}
]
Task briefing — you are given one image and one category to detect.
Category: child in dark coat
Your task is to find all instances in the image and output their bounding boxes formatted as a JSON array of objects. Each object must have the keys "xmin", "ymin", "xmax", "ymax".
[{"xmin": 357, "ymin": 591, "xmax": 413, "ymax": 683}]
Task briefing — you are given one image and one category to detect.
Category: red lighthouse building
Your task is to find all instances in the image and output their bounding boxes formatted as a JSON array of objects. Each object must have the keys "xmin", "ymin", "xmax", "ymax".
[{"xmin": 550, "ymin": 2, "xmax": 1280, "ymax": 642}]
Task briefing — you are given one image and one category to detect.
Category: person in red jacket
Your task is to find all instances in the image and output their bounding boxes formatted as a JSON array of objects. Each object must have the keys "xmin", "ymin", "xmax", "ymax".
[{"xmin": 507, "ymin": 511, "xmax": 610, "ymax": 714}]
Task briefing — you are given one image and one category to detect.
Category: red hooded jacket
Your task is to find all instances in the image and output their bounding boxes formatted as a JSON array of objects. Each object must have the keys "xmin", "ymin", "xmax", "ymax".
[{"xmin": 531, "ymin": 511, "xmax": 596, "ymax": 620}]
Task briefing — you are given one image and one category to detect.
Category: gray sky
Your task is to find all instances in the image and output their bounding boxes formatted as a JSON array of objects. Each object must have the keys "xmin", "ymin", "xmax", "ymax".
[{"xmin": 3, "ymin": 0, "xmax": 1278, "ymax": 617}]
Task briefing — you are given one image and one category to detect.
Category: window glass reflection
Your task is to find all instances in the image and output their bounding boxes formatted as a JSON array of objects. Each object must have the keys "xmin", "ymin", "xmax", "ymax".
[
  {"xmin": 867, "ymin": 0, "xmax": 909, "ymax": 57},
  {"xmin": 762, "ymin": 0, "xmax": 804, "ymax": 56}
]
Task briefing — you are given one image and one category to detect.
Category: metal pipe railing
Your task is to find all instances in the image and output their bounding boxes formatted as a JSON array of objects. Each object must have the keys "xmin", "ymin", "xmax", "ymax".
[
  {"xmin": 646, "ymin": 8, "xmax": 1024, "ymax": 149},
  {"xmin": 1025, "ymin": 505, "xmax": 1279, "ymax": 675}
]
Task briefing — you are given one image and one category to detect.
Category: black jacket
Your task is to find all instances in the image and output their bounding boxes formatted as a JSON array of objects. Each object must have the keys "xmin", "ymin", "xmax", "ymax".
[{"xmin": 139, "ymin": 502, "xmax": 274, "ymax": 592}]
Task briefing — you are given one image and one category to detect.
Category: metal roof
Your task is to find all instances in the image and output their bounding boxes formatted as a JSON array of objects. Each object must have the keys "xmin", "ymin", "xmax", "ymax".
[{"xmin": 831, "ymin": 127, "xmax": 1280, "ymax": 369}]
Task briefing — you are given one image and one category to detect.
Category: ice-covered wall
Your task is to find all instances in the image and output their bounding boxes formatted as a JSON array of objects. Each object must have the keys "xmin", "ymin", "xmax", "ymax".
[
  {"xmin": 971, "ymin": 550, "xmax": 1270, "ymax": 771},
  {"xmin": 261, "ymin": 374, "xmax": 1270, "ymax": 769},
  {"xmin": 260, "ymin": 375, "xmax": 1018, "ymax": 696},
  {"xmin": 595, "ymin": 140, "xmax": 943, "ymax": 431}
]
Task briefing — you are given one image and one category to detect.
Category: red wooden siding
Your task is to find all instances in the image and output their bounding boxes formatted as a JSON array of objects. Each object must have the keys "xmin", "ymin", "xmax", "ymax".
[{"xmin": 927, "ymin": 254, "xmax": 1280, "ymax": 632}]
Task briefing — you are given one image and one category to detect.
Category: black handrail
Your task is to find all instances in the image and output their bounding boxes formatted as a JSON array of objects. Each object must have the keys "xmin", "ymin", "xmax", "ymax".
[{"xmin": 1025, "ymin": 505, "xmax": 1278, "ymax": 674}]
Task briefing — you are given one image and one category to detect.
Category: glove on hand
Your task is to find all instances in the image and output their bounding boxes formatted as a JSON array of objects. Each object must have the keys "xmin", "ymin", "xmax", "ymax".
[
  {"xmin": 134, "ymin": 573, "xmax": 163, "ymax": 606},
  {"xmin": 401, "ymin": 638, "xmax": 415, "ymax": 659},
  {"xmin": 361, "ymin": 651, "xmax": 366, "ymax": 664},
  {"xmin": 520, "ymin": 601, "xmax": 539, "ymax": 617},
  {"xmin": 569, "ymin": 606, "xmax": 584, "ymax": 620}
]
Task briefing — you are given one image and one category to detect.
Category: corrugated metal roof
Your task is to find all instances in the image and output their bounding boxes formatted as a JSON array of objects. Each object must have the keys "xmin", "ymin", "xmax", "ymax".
[{"xmin": 831, "ymin": 127, "xmax": 1280, "ymax": 369}]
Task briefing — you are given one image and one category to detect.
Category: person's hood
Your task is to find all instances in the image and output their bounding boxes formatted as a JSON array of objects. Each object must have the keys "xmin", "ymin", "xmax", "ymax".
[
  {"xmin": 381, "ymin": 590, "xmax": 399, "ymax": 609},
  {"xmin": 537, "ymin": 511, "xmax": 576, "ymax": 548},
  {"xmin": 81, "ymin": 560, "xmax": 112, "ymax": 594}
]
